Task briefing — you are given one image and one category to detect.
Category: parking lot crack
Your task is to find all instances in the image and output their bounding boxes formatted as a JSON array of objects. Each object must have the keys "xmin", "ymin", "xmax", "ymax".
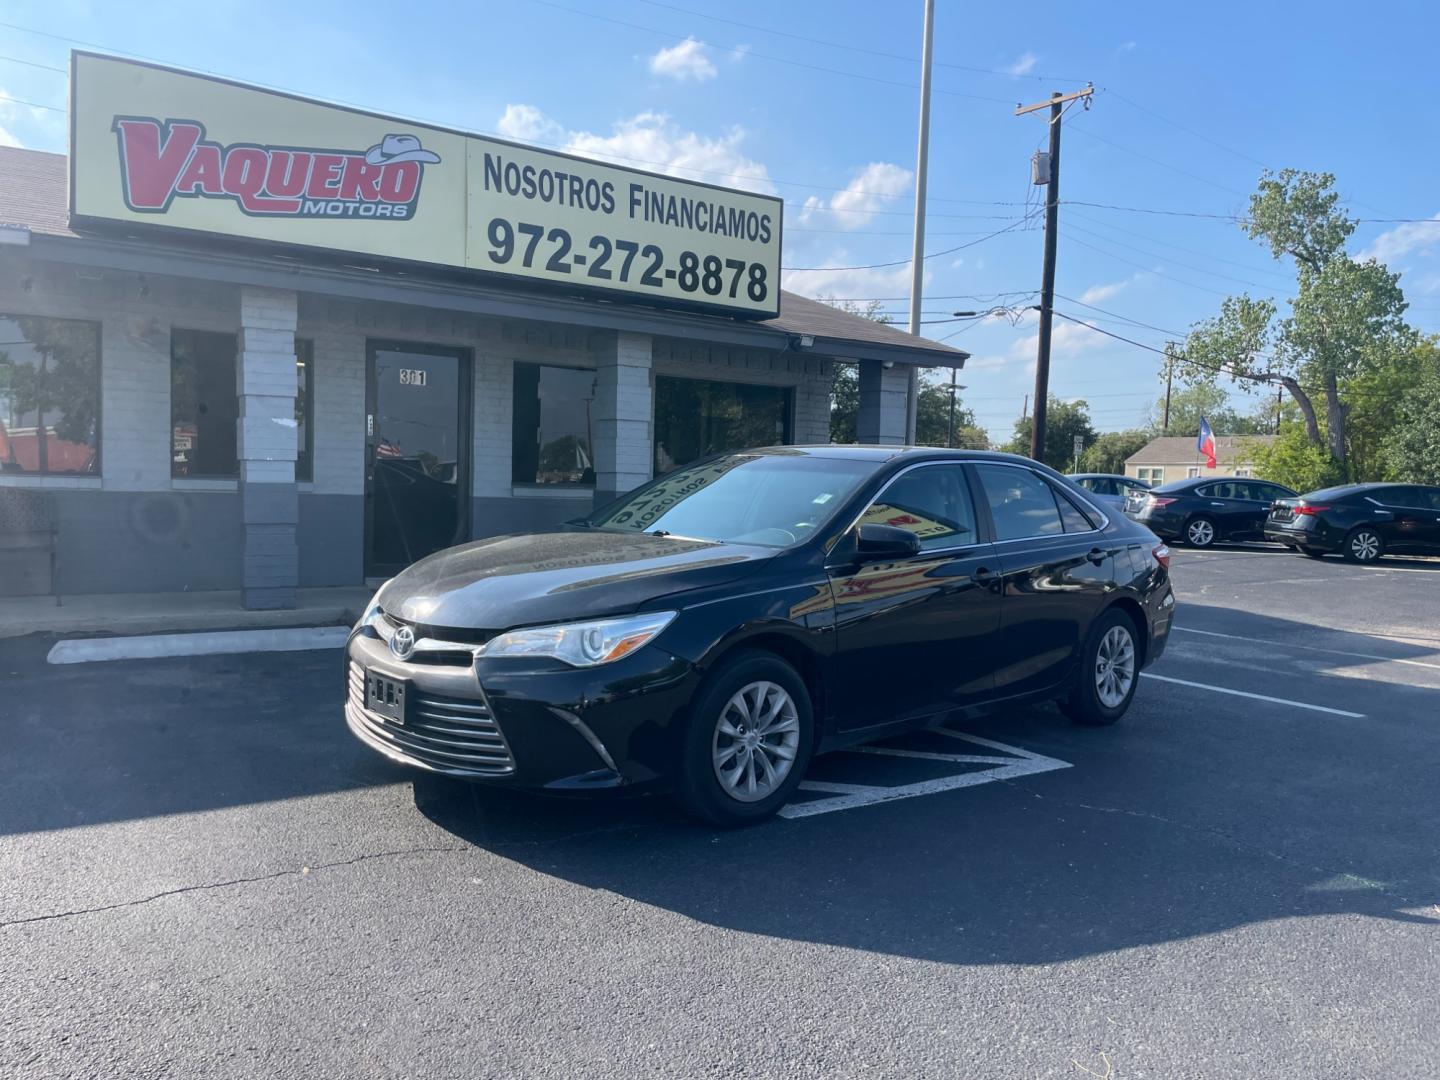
[
  {"xmin": 0, "ymin": 843, "xmax": 469, "ymax": 930},
  {"xmin": 994, "ymin": 778, "xmax": 1436, "ymax": 911}
]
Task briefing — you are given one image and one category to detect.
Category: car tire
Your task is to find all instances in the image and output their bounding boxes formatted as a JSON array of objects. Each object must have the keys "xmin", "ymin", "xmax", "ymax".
[
  {"xmin": 673, "ymin": 650, "xmax": 814, "ymax": 827},
  {"xmin": 1184, "ymin": 515, "xmax": 1217, "ymax": 548},
  {"xmin": 1060, "ymin": 608, "xmax": 1141, "ymax": 727},
  {"xmin": 1343, "ymin": 527, "xmax": 1384, "ymax": 564}
]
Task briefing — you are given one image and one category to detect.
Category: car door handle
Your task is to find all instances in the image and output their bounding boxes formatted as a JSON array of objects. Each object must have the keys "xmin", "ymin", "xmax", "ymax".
[
  {"xmin": 1086, "ymin": 547, "xmax": 1107, "ymax": 566},
  {"xmin": 973, "ymin": 566, "xmax": 998, "ymax": 585},
  {"xmin": 1210, "ymin": 501, "xmax": 1226, "ymax": 506}
]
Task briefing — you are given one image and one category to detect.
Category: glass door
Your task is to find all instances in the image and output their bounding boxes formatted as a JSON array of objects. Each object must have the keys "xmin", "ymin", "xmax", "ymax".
[{"xmin": 364, "ymin": 341, "xmax": 471, "ymax": 577}]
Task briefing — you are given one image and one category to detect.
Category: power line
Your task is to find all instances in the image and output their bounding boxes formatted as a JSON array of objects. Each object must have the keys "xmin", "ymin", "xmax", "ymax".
[
  {"xmin": 0, "ymin": 92, "xmax": 64, "ymax": 113},
  {"xmin": 630, "ymin": 0, "xmax": 1090, "ymax": 83},
  {"xmin": 1068, "ymin": 125, "xmax": 1251, "ymax": 197},
  {"xmin": 0, "ymin": 53, "xmax": 66, "ymax": 74},
  {"xmin": 1100, "ymin": 87, "xmax": 1271, "ymax": 169},
  {"xmin": 521, "ymin": 0, "xmax": 1019, "ymax": 104},
  {"xmin": 1065, "ymin": 209, "xmax": 1293, "ymax": 279},
  {"xmin": 1061, "ymin": 231, "xmax": 1236, "ymax": 297},
  {"xmin": 784, "ymin": 213, "xmax": 1039, "ymax": 272},
  {"xmin": 1065, "ymin": 199, "xmax": 1440, "ymax": 225},
  {"xmin": 1064, "ymin": 221, "xmax": 1284, "ymax": 290}
]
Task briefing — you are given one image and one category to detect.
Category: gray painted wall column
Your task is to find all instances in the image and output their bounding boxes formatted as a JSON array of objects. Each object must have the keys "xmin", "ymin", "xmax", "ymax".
[
  {"xmin": 237, "ymin": 287, "xmax": 299, "ymax": 609},
  {"xmin": 856, "ymin": 359, "xmax": 911, "ymax": 445},
  {"xmin": 590, "ymin": 330, "xmax": 654, "ymax": 506}
]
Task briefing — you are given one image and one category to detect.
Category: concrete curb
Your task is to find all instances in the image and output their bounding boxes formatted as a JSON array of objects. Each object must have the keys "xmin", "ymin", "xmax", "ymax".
[{"xmin": 47, "ymin": 626, "xmax": 352, "ymax": 664}]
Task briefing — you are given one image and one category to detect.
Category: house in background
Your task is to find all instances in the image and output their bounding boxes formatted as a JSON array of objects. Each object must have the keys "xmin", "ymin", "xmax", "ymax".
[{"xmin": 1124, "ymin": 435, "xmax": 1276, "ymax": 485}]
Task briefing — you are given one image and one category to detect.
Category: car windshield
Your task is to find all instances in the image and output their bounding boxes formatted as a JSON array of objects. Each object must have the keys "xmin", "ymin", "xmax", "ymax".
[{"xmin": 582, "ymin": 453, "xmax": 876, "ymax": 547}]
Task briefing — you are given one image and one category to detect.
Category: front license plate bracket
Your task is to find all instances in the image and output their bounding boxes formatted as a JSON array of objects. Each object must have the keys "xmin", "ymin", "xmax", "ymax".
[{"xmin": 365, "ymin": 670, "xmax": 408, "ymax": 723}]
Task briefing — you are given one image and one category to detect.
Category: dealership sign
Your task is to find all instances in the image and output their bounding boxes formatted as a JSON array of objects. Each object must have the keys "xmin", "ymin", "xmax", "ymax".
[{"xmin": 70, "ymin": 53, "xmax": 783, "ymax": 317}]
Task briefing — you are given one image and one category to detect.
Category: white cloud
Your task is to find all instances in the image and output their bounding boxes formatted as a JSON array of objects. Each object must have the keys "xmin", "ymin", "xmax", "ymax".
[
  {"xmin": 1116, "ymin": 41, "xmax": 1137, "ymax": 54},
  {"xmin": 1078, "ymin": 278, "xmax": 1129, "ymax": 305},
  {"xmin": 782, "ymin": 262, "xmax": 915, "ymax": 304},
  {"xmin": 799, "ymin": 162, "xmax": 912, "ymax": 230},
  {"xmin": 0, "ymin": 122, "xmax": 21, "ymax": 149},
  {"xmin": 1005, "ymin": 52, "xmax": 1038, "ymax": 76},
  {"xmin": 1361, "ymin": 213, "xmax": 1440, "ymax": 265},
  {"xmin": 495, "ymin": 105, "xmax": 775, "ymax": 195},
  {"xmin": 496, "ymin": 104, "xmax": 565, "ymax": 145},
  {"xmin": 649, "ymin": 38, "xmax": 718, "ymax": 82}
]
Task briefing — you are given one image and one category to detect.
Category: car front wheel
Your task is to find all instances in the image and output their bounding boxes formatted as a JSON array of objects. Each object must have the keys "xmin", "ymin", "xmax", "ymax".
[
  {"xmin": 1061, "ymin": 609, "xmax": 1141, "ymax": 726},
  {"xmin": 674, "ymin": 651, "xmax": 814, "ymax": 826},
  {"xmin": 1343, "ymin": 527, "xmax": 1383, "ymax": 564}
]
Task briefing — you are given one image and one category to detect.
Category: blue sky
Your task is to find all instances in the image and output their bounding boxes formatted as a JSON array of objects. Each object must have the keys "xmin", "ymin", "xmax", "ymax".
[{"xmin": 3, "ymin": 0, "xmax": 1438, "ymax": 441}]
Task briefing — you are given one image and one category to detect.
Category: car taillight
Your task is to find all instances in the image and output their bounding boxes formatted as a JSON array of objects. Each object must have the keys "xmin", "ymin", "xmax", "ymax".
[
  {"xmin": 1147, "ymin": 496, "xmax": 1177, "ymax": 508},
  {"xmin": 1292, "ymin": 504, "xmax": 1330, "ymax": 516},
  {"xmin": 1152, "ymin": 543, "xmax": 1171, "ymax": 569}
]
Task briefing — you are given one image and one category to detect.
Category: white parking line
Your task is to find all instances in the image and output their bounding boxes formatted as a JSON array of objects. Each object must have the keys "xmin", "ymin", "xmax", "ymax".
[
  {"xmin": 780, "ymin": 733, "xmax": 1071, "ymax": 819},
  {"xmin": 47, "ymin": 626, "xmax": 350, "ymax": 664},
  {"xmin": 1140, "ymin": 672, "xmax": 1365, "ymax": 717},
  {"xmin": 1174, "ymin": 625, "xmax": 1440, "ymax": 672}
]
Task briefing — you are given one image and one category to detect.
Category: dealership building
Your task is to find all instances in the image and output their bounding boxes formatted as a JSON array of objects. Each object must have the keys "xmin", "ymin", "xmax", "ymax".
[{"xmin": 0, "ymin": 54, "xmax": 966, "ymax": 607}]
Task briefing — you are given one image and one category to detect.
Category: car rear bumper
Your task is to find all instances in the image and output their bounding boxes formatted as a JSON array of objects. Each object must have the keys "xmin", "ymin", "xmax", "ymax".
[
  {"xmin": 345, "ymin": 631, "xmax": 701, "ymax": 791},
  {"xmin": 1264, "ymin": 520, "xmax": 1337, "ymax": 551}
]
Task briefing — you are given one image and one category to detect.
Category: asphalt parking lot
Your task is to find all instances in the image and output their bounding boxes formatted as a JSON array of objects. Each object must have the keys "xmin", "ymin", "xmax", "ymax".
[{"xmin": 3, "ymin": 546, "xmax": 1439, "ymax": 1079}]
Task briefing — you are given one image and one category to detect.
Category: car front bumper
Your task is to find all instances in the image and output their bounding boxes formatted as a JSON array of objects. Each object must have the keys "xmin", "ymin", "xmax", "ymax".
[{"xmin": 345, "ymin": 631, "xmax": 701, "ymax": 791}]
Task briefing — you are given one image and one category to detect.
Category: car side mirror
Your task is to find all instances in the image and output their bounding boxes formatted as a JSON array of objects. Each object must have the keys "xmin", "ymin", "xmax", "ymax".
[{"xmin": 855, "ymin": 523, "xmax": 922, "ymax": 561}]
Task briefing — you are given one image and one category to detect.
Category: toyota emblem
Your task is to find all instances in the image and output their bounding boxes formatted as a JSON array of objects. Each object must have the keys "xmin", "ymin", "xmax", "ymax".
[{"xmin": 389, "ymin": 624, "xmax": 416, "ymax": 660}]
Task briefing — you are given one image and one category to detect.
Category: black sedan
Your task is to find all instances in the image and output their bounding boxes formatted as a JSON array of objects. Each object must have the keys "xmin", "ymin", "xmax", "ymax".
[
  {"xmin": 1265, "ymin": 482, "xmax": 1440, "ymax": 563},
  {"xmin": 346, "ymin": 448, "xmax": 1175, "ymax": 825},
  {"xmin": 1126, "ymin": 476, "xmax": 1297, "ymax": 547}
]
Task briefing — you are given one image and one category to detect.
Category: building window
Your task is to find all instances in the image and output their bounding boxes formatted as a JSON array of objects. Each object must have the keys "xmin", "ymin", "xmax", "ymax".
[
  {"xmin": 171, "ymin": 329, "xmax": 313, "ymax": 480},
  {"xmin": 1187, "ymin": 466, "xmax": 1201, "ymax": 478},
  {"xmin": 654, "ymin": 376, "xmax": 791, "ymax": 474},
  {"xmin": 295, "ymin": 339, "xmax": 314, "ymax": 483},
  {"xmin": 1135, "ymin": 467, "xmax": 1164, "ymax": 484},
  {"xmin": 1233, "ymin": 467, "xmax": 1251, "ymax": 477},
  {"xmin": 0, "ymin": 314, "xmax": 101, "ymax": 476},
  {"xmin": 511, "ymin": 362, "xmax": 596, "ymax": 486}
]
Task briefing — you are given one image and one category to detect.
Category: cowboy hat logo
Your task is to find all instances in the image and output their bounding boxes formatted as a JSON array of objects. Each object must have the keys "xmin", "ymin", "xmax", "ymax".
[{"xmin": 364, "ymin": 133, "xmax": 442, "ymax": 166}]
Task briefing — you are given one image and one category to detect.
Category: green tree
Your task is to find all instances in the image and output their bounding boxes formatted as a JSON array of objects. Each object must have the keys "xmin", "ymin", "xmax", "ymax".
[
  {"xmin": 1079, "ymin": 429, "xmax": 1151, "ymax": 474},
  {"xmin": 1381, "ymin": 357, "xmax": 1440, "ymax": 484},
  {"xmin": 1149, "ymin": 379, "xmax": 1266, "ymax": 437},
  {"xmin": 1178, "ymin": 170, "xmax": 1414, "ymax": 479},
  {"xmin": 915, "ymin": 379, "xmax": 988, "ymax": 448},
  {"xmin": 1245, "ymin": 425, "xmax": 1344, "ymax": 492},
  {"xmin": 1004, "ymin": 397, "xmax": 1097, "ymax": 471}
]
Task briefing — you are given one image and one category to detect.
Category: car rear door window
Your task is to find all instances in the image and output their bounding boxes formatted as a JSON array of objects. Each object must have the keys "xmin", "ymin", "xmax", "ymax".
[
  {"xmin": 1051, "ymin": 483, "xmax": 1100, "ymax": 532},
  {"xmin": 975, "ymin": 464, "xmax": 1065, "ymax": 541},
  {"xmin": 862, "ymin": 464, "xmax": 978, "ymax": 551}
]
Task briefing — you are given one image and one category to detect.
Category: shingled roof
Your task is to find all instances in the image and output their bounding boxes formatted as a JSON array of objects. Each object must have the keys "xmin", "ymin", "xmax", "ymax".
[{"xmin": 0, "ymin": 145, "xmax": 967, "ymax": 365}]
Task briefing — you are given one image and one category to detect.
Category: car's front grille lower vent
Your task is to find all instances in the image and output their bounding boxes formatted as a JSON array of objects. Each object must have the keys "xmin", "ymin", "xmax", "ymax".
[{"xmin": 347, "ymin": 662, "xmax": 515, "ymax": 775}]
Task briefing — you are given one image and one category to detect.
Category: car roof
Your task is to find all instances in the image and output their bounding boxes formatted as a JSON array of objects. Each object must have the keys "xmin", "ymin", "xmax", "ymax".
[
  {"xmin": 1070, "ymin": 472, "xmax": 1140, "ymax": 480},
  {"xmin": 761, "ymin": 445, "xmax": 1056, "ymax": 468}
]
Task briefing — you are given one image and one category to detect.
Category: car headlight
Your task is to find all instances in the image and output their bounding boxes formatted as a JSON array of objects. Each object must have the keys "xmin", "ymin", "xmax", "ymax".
[
  {"xmin": 356, "ymin": 580, "xmax": 393, "ymax": 632},
  {"xmin": 480, "ymin": 611, "xmax": 677, "ymax": 667}
]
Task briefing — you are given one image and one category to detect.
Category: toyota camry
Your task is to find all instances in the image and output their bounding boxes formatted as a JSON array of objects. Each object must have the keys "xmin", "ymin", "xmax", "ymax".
[{"xmin": 346, "ymin": 447, "xmax": 1174, "ymax": 825}]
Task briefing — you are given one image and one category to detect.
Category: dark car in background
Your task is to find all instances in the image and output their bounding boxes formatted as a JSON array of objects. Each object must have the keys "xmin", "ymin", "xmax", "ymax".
[
  {"xmin": 1126, "ymin": 476, "xmax": 1297, "ymax": 547},
  {"xmin": 345, "ymin": 447, "xmax": 1175, "ymax": 825},
  {"xmin": 1070, "ymin": 473, "xmax": 1152, "ymax": 513},
  {"xmin": 1266, "ymin": 483, "xmax": 1440, "ymax": 563}
]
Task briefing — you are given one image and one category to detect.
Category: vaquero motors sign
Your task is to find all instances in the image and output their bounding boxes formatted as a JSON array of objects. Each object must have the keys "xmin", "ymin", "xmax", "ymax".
[
  {"xmin": 70, "ymin": 53, "xmax": 783, "ymax": 317},
  {"xmin": 112, "ymin": 120, "xmax": 436, "ymax": 218}
]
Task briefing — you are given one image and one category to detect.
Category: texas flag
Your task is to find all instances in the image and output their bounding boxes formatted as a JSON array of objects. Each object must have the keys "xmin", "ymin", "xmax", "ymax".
[{"xmin": 1196, "ymin": 416, "xmax": 1217, "ymax": 469}]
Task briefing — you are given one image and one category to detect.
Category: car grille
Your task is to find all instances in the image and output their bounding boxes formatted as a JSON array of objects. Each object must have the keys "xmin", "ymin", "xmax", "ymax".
[{"xmin": 347, "ymin": 662, "xmax": 516, "ymax": 775}]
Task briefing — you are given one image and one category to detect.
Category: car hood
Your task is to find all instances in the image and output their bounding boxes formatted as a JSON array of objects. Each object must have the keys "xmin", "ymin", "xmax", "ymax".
[{"xmin": 378, "ymin": 529, "xmax": 774, "ymax": 630}]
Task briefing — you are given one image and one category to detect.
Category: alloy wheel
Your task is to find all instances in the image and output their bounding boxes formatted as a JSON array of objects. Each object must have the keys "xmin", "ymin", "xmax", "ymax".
[
  {"xmin": 1187, "ymin": 518, "xmax": 1215, "ymax": 547},
  {"xmin": 1094, "ymin": 625, "xmax": 1136, "ymax": 709},
  {"xmin": 711, "ymin": 680, "xmax": 800, "ymax": 803},
  {"xmin": 1350, "ymin": 530, "xmax": 1381, "ymax": 562}
]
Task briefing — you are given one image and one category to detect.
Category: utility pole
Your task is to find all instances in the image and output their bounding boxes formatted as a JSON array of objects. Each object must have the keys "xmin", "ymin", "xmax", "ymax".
[
  {"xmin": 1162, "ymin": 345, "xmax": 1176, "ymax": 434},
  {"xmin": 1015, "ymin": 85, "xmax": 1092, "ymax": 462},
  {"xmin": 905, "ymin": 0, "xmax": 935, "ymax": 444},
  {"xmin": 1021, "ymin": 393, "xmax": 1028, "ymax": 420}
]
